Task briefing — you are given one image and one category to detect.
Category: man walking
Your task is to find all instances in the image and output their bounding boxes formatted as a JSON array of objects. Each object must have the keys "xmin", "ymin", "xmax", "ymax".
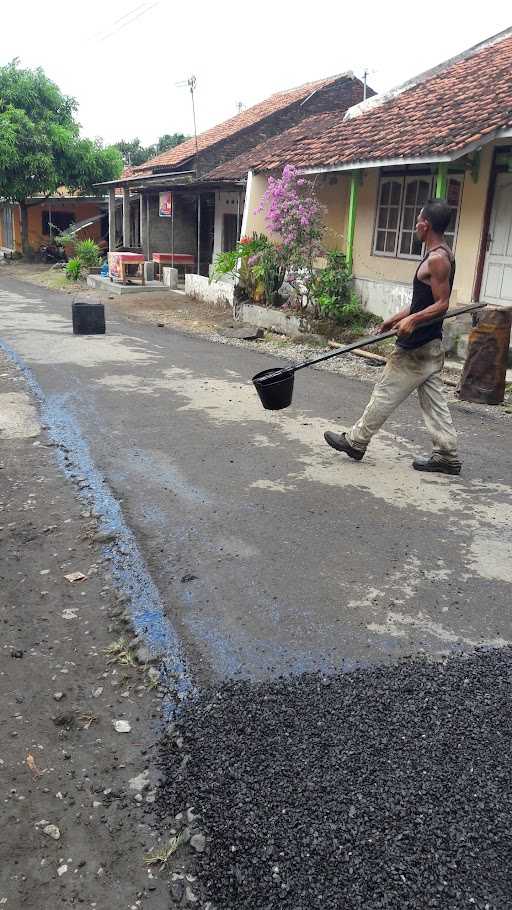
[{"xmin": 324, "ymin": 199, "xmax": 461, "ymax": 475}]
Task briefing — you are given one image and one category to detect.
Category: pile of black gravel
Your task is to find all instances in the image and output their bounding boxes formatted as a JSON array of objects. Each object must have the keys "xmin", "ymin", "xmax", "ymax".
[{"xmin": 158, "ymin": 650, "xmax": 512, "ymax": 909}]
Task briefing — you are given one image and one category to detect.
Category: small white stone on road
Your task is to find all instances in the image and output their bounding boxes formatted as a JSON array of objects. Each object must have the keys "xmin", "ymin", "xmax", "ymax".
[
  {"xmin": 92, "ymin": 687, "xmax": 103, "ymax": 698},
  {"xmin": 62, "ymin": 609, "xmax": 78, "ymax": 620},
  {"xmin": 190, "ymin": 833, "xmax": 206, "ymax": 853},
  {"xmin": 43, "ymin": 824, "xmax": 61, "ymax": 840},
  {"xmin": 64, "ymin": 571, "xmax": 87, "ymax": 583},
  {"xmin": 57, "ymin": 864, "xmax": 68, "ymax": 876},
  {"xmin": 113, "ymin": 720, "xmax": 131, "ymax": 733},
  {"xmin": 128, "ymin": 770, "xmax": 150, "ymax": 793}
]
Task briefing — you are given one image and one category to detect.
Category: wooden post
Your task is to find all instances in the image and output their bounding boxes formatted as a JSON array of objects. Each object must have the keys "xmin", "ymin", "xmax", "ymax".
[
  {"xmin": 146, "ymin": 196, "xmax": 150, "ymax": 260},
  {"xmin": 122, "ymin": 187, "xmax": 130, "ymax": 248},
  {"xmin": 108, "ymin": 189, "xmax": 116, "ymax": 251}
]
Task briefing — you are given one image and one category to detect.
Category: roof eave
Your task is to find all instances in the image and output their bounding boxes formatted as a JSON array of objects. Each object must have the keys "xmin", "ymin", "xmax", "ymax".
[
  {"xmin": 296, "ymin": 126, "xmax": 512, "ymax": 176},
  {"xmin": 94, "ymin": 170, "xmax": 197, "ymax": 189}
]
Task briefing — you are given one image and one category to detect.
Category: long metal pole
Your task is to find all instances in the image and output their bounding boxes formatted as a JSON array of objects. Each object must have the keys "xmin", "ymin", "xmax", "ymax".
[
  {"xmin": 291, "ymin": 303, "xmax": 486, "ymax": 374},
  {"xmin": 197, "ymin": 194, "xmax": 201, "ymax": 276},
  {"xmin": 171, "ymin": 195, "xmax": 175, "ymax": 268}
]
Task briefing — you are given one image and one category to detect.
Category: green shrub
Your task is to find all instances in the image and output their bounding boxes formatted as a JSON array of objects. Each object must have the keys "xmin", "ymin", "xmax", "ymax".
[
  {"xmin": 65, "ymin": 257, "xmax": 82, "ymax": 281},
  {"xmin": 312, "ymin": 250, "xmax": 351, "ymax": 319},
  {"xmin": 75, "ymin": 238, "xmax": 100, "ymax": 269},
  {"xmin": 312, "ymin": 250, "xmax": 376, "ymax": 329}
]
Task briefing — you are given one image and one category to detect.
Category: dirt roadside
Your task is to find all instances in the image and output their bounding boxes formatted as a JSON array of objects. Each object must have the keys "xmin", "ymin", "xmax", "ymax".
[{"xmin": 0, "ymin": 349, "xmax": 174, "ymax": 910}]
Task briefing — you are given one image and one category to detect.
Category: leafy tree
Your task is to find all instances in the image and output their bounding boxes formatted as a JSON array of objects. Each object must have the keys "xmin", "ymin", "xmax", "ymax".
[
  {"xmin": 154, "ymin": 133, "xmax": 187, "ymax": 155},
  {"xmin": 113, "ymin": 137, "xmax": 149, "ymax": 167},
  {"xmin": 0, "ymin": 60, "xmax": 123, "ymax": 255},
  {"xmin": 113, "ymin": 133, "xmax": 188, "ymax": 166}
]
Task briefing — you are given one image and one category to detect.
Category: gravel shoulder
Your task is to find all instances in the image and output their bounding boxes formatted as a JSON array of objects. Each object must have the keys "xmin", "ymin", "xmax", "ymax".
[
  {"xmin": 158, "ymin": 651, "xmax": 512, "ymax": 910},
  {"xmin": 0, "ymin": 350, "xmax": 172, "ymax": 909}
]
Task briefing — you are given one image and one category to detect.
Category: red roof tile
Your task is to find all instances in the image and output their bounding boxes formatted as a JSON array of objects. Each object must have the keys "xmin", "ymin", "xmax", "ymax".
[
  {"xmin": 134, "ymin": 74, "xmax": 354, "ymax": 172},
  {"xmin": 206, "ymin": 113, "xmax": 340, "ymax": 180},
  {"xmin": 211, "ymin": 30, "xmax": 512, "ymax": 174}
]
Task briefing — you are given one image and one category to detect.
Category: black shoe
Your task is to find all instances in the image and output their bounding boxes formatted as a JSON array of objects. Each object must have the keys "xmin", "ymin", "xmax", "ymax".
[
  {"xmin": 324, "ymin": 431, "xmax": 365, "ymax": 461},
  {"xmin": 412, "ymin": 456, "xmax": 461, "ymax": 475}
]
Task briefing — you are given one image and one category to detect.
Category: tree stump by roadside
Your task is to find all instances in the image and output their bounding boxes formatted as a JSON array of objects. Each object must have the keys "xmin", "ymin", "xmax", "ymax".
[{"xmin": 458, "ymin": 306, "xmax": 511, "ymax": 404}]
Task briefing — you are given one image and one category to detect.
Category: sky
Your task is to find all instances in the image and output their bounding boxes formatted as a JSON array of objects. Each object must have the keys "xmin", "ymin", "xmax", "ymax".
[{"xmin": 1, "ymin": 2, "xmax": 510, "ymax": 148}]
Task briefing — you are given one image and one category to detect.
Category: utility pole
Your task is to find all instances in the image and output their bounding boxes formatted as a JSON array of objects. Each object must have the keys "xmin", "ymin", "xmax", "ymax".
[{"xmin": 176, "ymin": 75, "xmax": 199, "ymax": 171}]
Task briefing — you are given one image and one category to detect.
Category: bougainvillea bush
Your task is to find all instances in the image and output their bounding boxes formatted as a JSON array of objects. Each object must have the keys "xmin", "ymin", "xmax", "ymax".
[{"xmin": 259, "ymin": 164, "xmax": 326, "ymax": 314}]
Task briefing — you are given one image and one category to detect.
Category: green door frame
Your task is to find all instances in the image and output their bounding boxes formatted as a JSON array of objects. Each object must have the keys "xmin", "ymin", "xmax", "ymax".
[
  {"xmin": 435, "ymin": 163, "xmax": 448, "ymax": 199},
  {"xmin": 346, "ymin": 172, "xmax": 360, "ymax": 273}
]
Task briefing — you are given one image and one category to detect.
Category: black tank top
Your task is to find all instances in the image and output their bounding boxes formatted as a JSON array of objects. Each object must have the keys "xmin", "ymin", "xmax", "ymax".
[{"xmin": 397, "ymin": 245, "xmax": 456, "ymax": 350}]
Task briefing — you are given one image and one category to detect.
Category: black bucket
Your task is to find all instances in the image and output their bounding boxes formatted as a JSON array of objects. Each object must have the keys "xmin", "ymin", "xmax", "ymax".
[
  {"xmin": 253, "ymin": 368, "xmax": 294, "ymax": 410},
  {"xmin": 72, "ymin": 298, "xmax": 106, "ymax": 335}
]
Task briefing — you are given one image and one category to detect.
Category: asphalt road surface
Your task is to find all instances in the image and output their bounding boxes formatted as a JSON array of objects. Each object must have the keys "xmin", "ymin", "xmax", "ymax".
[{"xmin": 1, "ymin": 274, "xmax": 511, "ymax": 683}]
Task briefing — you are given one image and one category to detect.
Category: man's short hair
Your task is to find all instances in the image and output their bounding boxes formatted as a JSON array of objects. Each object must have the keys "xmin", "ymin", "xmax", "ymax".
[{"xmin": 422, "ymin": 198, "xmax": 452, "ymax": 234}]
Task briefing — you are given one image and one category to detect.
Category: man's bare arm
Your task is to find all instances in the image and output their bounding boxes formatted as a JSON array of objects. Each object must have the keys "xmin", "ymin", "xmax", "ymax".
[{"xmin": 378, "ymin": 305, "xmax": 411, "ymax": 334}]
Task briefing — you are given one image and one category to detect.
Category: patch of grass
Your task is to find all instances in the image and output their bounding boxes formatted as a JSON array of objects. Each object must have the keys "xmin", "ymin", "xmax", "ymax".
[
  {"xmin": 144, "ymin": 832, "xmax": 186, "ymax": 867},
  {"xmin": 262, "ymin": 332, "xmax": 291, "ymax": 347},
  {"xmin": 104, "ymin": 638, "xmax": 137, "ymax": 668},
  {"xmin": 43, "ymin": 272, "xmax": 70, "ymax": 291},
  {"xmin": 502, "ymin": 383, "xmax": 512, "ymax": 412}
]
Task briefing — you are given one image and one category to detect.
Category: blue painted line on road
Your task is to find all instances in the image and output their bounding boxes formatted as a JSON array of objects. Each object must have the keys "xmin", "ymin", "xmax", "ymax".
[{"xmin": 0, "ymin": 337, "xmax": 194, "ymax": 714}]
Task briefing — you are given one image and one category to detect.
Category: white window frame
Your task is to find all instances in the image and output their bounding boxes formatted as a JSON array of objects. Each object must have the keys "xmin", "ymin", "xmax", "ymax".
[
  {"xmin": 397, "ymin": 175, "xmax": 434, "ymax": 260},
  {"xmin": 373, "ymin": 172, "xmax": 464, "ymax": 261},
  {"xmin": 372, "ymin": 178, "xmax": 404, "ymax": 258}
]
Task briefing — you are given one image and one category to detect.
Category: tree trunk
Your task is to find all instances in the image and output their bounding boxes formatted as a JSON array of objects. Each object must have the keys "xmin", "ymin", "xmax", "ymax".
[{"xmin": 20, "ymin": 202, "xmax": 30, "ymax": 258}]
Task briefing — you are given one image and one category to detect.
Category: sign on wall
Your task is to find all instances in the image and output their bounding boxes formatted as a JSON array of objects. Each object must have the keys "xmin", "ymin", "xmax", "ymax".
[{"xmin": 159, "ymin": 192, "xmax": 173, "ymax": 218}]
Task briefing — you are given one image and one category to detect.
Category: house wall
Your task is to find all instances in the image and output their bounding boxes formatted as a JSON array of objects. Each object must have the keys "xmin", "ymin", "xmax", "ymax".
[
  {"xmin": 27, "ymin": 200, "xmax": 105, "ymax": 251},
  {"xmin": 212, "ymin": 190, "xmax": 245, "ymax": 258},
  {"xmin": 145, "ymin": 193, "xmax": 197, "ymax": 258},
  {"xmin": 315, "ymin": 175, "xmax": 349, "ymax": 250},
  {"xmin": 351, "ymin": 147, "xmax": 495, "ymax": 318},
  {"xmin": 241, "ymin": 174, "xmax": 279, "ymax": 241},
  {"xmin": 242, "ymin": 172, "xmax": 349, "ymax": 251},
  {"xmin": 238, "ymin": 145, "xmax": 498, "ymax": 323}
]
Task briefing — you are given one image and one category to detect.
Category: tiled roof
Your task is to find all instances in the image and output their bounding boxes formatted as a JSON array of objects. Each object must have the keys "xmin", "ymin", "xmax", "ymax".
[
  {"xmin": 134, "ymin": 74, "xmax": 353, "ymax": 172},
  {"xmin": 205, "ymin": 113, "xmax": 339, "ymax": 181},
  {"xmin": 211, "ymin": 30, "xmax": 512, "ymax": 174}
]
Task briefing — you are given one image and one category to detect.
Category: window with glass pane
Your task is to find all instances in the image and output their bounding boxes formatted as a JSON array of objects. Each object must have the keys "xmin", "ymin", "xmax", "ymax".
[
  {"xmin": 373, "ymin": 172, "xmax": 463, "ymax": 259},
  {"xmin": 444, "ymin": 177, "xmax": 463, "ymax": 250},
  {"xmin": 399, "ymin": 178, "xmax": 433, "ymax": 256},
  {"xmin": 373, "ymin": 179, "xmax": 402, "ymax": 254}
]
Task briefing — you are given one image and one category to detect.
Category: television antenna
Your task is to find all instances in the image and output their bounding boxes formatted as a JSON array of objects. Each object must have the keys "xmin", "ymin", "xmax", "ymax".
[{"xmin": 176, "ymin": 75, "xmax": 199, "ymax": 164}]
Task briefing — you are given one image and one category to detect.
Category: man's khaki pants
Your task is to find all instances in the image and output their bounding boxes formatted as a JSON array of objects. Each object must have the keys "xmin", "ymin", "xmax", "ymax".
[{"xmin": 346, "ymin": 339, "xmax": 460, "ymax": 465}]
